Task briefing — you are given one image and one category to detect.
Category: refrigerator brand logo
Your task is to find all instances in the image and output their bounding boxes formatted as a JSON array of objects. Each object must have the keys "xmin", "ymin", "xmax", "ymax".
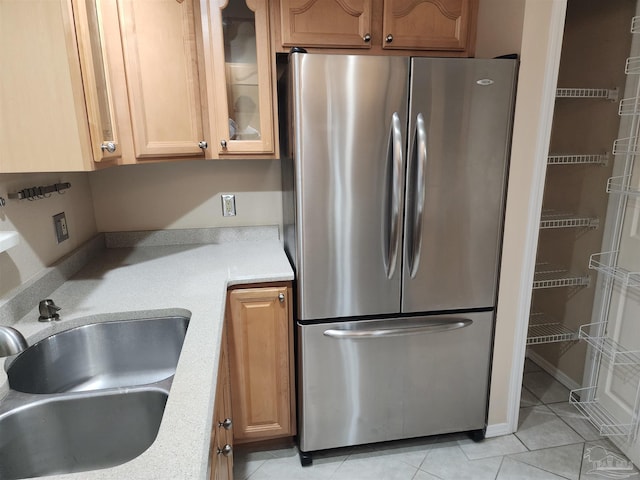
[{"xmin": 476, "ymin": 79, "xmax": 494, "ymax": 86}]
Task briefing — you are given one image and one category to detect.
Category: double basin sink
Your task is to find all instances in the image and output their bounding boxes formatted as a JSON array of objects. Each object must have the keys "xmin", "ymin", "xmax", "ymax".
[{"xmin": 0, "ymin": 315, "xmax": 190, "ymax": 479}]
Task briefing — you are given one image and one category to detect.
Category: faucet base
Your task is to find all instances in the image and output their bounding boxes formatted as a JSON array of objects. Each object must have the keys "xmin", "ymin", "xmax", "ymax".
[{"xmin": 38, "ymin": 314, "xmax": 60, "ymax": 322}]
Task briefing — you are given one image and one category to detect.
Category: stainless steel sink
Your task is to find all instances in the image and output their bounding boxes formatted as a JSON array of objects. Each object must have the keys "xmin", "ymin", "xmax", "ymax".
[
  {"xmin": 0, "ymin": 315, "xmax": 190, "ymax": 479},
  {"xmin": 7, "ymin": 316, "xmax": 189, "ymax": 393},
  {"xmin": 0, "ymin": 387, "xmax": 168, "ymax": 480}
]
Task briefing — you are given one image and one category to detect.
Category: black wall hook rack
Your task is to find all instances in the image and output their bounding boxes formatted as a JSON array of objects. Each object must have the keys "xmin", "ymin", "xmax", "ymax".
[{"xmin": 8, "ymin": 182, "xmax": 71, "ymax": 201}]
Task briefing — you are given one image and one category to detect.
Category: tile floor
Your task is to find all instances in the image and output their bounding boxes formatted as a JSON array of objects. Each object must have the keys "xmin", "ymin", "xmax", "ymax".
[{"xmin": 234, "ymin": 359, "xmax": 639, "ymax": 479}]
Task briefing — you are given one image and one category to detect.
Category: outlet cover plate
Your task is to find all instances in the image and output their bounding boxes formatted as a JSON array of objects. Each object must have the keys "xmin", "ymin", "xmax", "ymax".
[
  {"xmin": 53, "ymin": 212, "xmax": 69, "ymax": 243},
  {"xmin": 221, "ymin": 194, "xmax": 236, "ymax": 217}
]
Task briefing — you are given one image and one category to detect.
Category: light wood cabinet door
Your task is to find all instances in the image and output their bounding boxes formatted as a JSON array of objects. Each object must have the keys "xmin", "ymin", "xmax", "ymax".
[
  {"xmin": 381, "ymin": 0, "xmax": 475, "ymax": 51},
  {"xmin": 199, "ymin": 0, "xmax": 277, "ymax": 157},
  {"xmin": 72, "ymin": 0, "xmax": 122, "ymax": 164},
  {"xmin": 210, "ymin": 327, "xmax": 233, "ymax": 480},
  {"xmin": 227, "ymin": 285, "xmax": 295, "ymax": 442},
  {"xmin": 116, "ymin": 0, "xmax": 206, "ymax": 159},
  {"xmin": 279, "ymin": 0, "xmax": 374, "ymax": 49},
  {"xmin": 0, "ymin": 0, "xmax": 94, "ymax": 173}
]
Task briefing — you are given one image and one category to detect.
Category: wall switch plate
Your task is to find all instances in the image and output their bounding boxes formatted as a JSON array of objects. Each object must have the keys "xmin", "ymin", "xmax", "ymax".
[
  {"xmin": 221, "ymin": 194, "xmax": 236, "ymax": 217},
  {"xmin": 53, "ymin": 212, "xmax": 69, "ymax": 243}
]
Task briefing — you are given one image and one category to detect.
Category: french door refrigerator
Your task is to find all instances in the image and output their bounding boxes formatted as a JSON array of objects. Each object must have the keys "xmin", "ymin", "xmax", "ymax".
[{"xmin": 281, "ymin": 52, "xmax": 518, "ymax": 463}]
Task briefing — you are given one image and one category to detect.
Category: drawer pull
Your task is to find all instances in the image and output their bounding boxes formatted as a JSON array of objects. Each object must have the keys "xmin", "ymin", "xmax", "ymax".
[
  {"xmin": 323, "ymin": 319, "xmax": 472, "ymax": 339},
  {"xmin": 218, "ymin": 418, "xmax": 232, "ymax": 430},
  {"xmin": 217, "ymin": 444, "xmax": 233, "ymax": 456}
]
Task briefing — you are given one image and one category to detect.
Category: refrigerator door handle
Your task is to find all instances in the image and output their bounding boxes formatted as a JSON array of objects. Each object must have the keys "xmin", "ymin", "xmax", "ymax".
[
  {"xmin": 323, "ymin": 318, "xmax": 473, "ymax": 339},
  {"xmin": 385, "ymin": 112, "xmax": 404, "ymax": 279},
  {"xmin": 408, "ymin": 113, "xmax": 427, "ymax": 278}
]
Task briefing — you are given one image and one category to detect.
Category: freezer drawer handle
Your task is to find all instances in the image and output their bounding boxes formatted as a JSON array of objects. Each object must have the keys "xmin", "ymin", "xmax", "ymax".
[
  {"xmin": 385, "ymin": 112, "xmax": 404, "ymax": 279},
  {"xmin": 323, "ymin": 319, "xmax": 472, "ymax": 339}
]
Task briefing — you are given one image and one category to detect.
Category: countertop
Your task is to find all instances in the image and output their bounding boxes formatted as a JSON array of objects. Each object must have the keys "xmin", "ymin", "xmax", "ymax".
[{"xmin": 0, "ymin": 233, "xmax": 294, "ymax": 479}]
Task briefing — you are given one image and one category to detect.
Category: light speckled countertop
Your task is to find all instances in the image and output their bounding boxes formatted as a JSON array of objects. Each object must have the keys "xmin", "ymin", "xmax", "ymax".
[{"xmin": 0, "ymin": 230, "xmax": 293, "ymax": 479}]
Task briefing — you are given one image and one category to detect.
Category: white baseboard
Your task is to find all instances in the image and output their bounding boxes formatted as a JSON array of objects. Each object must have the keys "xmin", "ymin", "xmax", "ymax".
[
  {"xmin": 485, "ymin": 422, "xmax": 514, "ymax": 438},
  {"xmin": 526, "ymin": 350, "xmax": 581, "ymax": 391}
]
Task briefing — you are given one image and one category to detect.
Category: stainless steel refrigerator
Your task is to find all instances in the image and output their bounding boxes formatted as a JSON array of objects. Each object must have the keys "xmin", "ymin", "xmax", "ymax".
[{"xmin": 281, "ymin": 52, "xmax": 517, "ymax": 464}]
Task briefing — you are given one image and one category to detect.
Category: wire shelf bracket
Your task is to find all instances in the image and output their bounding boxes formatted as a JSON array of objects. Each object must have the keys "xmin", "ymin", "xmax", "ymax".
[
  {"xmin": 547, "ymin": 153, "xmax": 609, "ymax": 166},
  {"xmin": 578, "ymin": 323, "xmax": 640, "ymax": 366},
  {"xmin": 540, "ymin": 211, "xmax": 599, "ymax": 230},
  {"xmin": 607, "ymin": 175, "xmax": 640, "ymax": 197},
  {"xmin": 556, "ymin": 88, "xmax": 619, "ymax": 101},
  {"xmin": 589, "ymin": 251, "xmax": 640, "ymax": 287},
  {"xmin": 619, "ymin": 96, "xmax": 640, "ymax": 116},
  {"xmin": 570, "ymin": 387, "xmax": 635, "ymax": 438},
  {"xmin": 527, "ymin": 313, "xmax": 578, "ymax": 345},
  {"xmin": 626, "ymin": 56, "xmax": 640, "ymax": 75},
  {"xmin": 612, "ymin": 136, "xmax": 640, "ymax": 156},
  {"xmin": 533, "ymin": 263, "xmax": 591, "ymax": 290}
]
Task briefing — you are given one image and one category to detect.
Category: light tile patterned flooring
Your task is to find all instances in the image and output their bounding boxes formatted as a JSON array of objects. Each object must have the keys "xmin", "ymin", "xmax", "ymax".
[{"xmin": 234, "ymin": 359, "xmax": 639, "ymax": 479}]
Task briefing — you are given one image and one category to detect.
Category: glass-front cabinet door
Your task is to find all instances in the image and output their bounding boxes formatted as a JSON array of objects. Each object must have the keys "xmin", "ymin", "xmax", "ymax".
[
  {"xmin": 201, "ymin": 0, "xmax": 276, "ymax": 156},
  {"xmin": 72, "ymin": 0, "xmax": 121, "ymax": 163}
]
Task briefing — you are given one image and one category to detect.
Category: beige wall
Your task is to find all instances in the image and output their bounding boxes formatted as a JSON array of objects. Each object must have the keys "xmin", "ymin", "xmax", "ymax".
[
  {"xmin": 476, "ymin": 0, "xmax": 526, "ymax": 58},
  {"xmin": 0, "ymin": 158, "xmax": 283, "ymax": 299},
  {"xmin": 487, "ymin": 0, "xmax": 567, "ymax": 429},
  {"xmin": 89, "ymin": 159, "xmax": 283, "ymax": 232},
  {"xmin": 0, "ymin": 172, "xmax": 97, "ymax": 298}
]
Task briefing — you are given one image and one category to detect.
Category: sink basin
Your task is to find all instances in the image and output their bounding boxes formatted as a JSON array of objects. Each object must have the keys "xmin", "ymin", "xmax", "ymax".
[
  {"xmin": 7, "ymin": 316, "xmax": 189, "ymax": 394},
  {"xmin": 0, "ymin": 388, "xmax": 167, "ymax": 479},
  {"xmin": 0, "ymin": 315, "xmax": 191, "ymax": 478}
]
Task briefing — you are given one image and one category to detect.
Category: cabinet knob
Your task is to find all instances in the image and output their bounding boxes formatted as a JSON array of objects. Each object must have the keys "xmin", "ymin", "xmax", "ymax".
[
  {"xmin": 385, "ymin": 34, "xmax": 393, "ymax": 43},
  {"xmin": 363, "ymin": 33, "xmax": 371, "ymax": 42},
  {"xmin": 100, "ymin": 142, "xmax": 116, "ymax": 153},
  {"xmin": 217, "ymin": 444, "xmax": 233, "ymax": 457},
  {"xmin": 278, "ymin": 293, "xmax": 285, "ymax": 303},
  {"xmin": 198, "ymin": 140, "xmax": 208, "ymax": 149},
  {"xmin": 220, "ymin": 139, "xmax": 228, "ymax": 149},
  {"xmin": 218, "ymin": 418, "xmax": 232, "ymax": 430}
]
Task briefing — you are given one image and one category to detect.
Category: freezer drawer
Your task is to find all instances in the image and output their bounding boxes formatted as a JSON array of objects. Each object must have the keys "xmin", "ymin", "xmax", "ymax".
[{"xmin": 297, "ymin": 311, "xmax": 494, "ymax": 452}]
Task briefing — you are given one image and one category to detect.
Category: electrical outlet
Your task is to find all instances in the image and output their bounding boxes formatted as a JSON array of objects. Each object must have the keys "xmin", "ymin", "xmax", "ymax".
[
  {"xmin": 221, "ymin": 194, "xmax": 236, "ymax": 217},
  {"xmin": 53, "ymin": 212, "xmax": 69, "ymax": 243}
]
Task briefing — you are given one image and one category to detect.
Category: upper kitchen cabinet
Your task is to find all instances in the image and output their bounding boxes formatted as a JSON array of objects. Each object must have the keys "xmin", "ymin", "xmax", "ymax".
[
  {"xmin": 198, "ymin": 0, "xmax": 278, "ymax": 156},
  {"xmin": 72, "ymin": 0, "xmax": 123, "ymax": 164},
  {"xmin": 98, "ymin": 0, "xmax": 208, "ymax": 161},
  {"xmin": 0, "ymin": 0, "xmax": 97, "ymax": 172},
  {"xmin": 278, "ymin": 0, "xmax": 374, "ymax": 49},
  {"xmin": 381, "ymin": 0, "xmax": 476, "ymax": 51},
  {"xmin": 275, "ymin": 0, "xmax": 477, "ymax": 55}
]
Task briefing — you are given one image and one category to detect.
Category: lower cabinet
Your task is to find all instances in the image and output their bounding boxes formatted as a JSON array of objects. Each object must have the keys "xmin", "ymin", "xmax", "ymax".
[
  {"xmin": 227, "ymin": 283, "xmax": 295, "ymax": 443},
  {"xmin": 210, "ymin": 326, "xmax": 233, "ymax": 480},
  {"xmin": 210, "ymin": 282, "xmax": 295, "ymax": 479}
]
